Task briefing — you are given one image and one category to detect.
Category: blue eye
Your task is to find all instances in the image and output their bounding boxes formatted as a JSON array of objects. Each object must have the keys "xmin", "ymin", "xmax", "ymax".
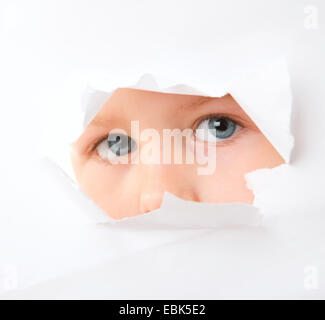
[
  {"xmin": 97, "ymin": 133, "xmax": 136, "ymax": 160},
  {"xmin": 208, "ymin": 117, "xmax": 236, "ymax": 139},
  {"xmin": 195, "ymin": 116, "xmax": 240, "ymax": 142},
  {"xmin": 107, "ymin": 133, "xmax": 135, "ymax": 156}
]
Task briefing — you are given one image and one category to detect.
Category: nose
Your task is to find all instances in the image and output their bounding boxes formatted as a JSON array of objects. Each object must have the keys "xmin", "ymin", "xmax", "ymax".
[
  {"xmin": 138, "ymin": 164, "xmax": 165, "ymax": 214},
  {"xmin": 130, "ymin": 135, "xmax": 202, "ymax": 215},
  {"xmin": 134, "ymin": 164, "xmax": 201, "ymax": 215}
]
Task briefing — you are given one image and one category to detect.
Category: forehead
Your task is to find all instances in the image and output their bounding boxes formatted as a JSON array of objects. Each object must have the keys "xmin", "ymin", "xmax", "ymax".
[
  {"xmin": 90, "ymin": 88, "xmax": 246, "ymax": 124},
  {"xmin": 99, "ymin": 88, "xmax": 210, "ymax": 114}
]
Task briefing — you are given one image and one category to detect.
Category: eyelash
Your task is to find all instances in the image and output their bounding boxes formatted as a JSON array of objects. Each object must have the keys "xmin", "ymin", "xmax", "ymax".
[
  {"xmin": 192, "ymin": 113, "xmax": 246, "ymax": 131},
  {"xmin": 87, "ymin": 113, "xmax": 247, "ymax": 155},
  {"xmin": 88, "ymin": 134, "xmax": 110, "ymax": 154}
]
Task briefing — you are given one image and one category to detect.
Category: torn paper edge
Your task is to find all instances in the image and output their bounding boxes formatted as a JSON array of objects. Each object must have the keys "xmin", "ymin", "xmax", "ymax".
[
  {"xmin": 81, "ymin": 58, "xmax": 293, "ymax": 163},
  {"xmin": 45, "ymin": 57, "xmax": 294, "ymax": 226}
]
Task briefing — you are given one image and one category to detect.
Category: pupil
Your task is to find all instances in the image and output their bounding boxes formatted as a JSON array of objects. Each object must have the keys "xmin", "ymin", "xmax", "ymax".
[{"xmin": 213, "ymin": 118, "xmax": 228, "ymax": 131}]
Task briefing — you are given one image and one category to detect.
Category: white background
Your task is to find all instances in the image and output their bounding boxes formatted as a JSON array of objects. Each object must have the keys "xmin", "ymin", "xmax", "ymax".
[{"xmin": 0, "ymin": 0, "xmax": 325, "ymax": 299}]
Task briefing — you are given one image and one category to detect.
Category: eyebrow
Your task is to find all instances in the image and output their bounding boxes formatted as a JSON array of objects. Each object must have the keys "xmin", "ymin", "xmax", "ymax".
[{"xmin": 177, "ymin": 96, "xmax": 213, "ymax": 111}]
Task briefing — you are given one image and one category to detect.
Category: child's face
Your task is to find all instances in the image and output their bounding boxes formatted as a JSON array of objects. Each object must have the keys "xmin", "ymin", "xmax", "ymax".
[{"xmin": 71, "ymin": 88, "xmax": 284, "ymax": 219}]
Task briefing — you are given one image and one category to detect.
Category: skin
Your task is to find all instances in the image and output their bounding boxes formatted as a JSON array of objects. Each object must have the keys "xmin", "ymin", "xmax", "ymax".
[{"xmin": 71, "ymin": 88, "xmax": 284, "ymax": 219}]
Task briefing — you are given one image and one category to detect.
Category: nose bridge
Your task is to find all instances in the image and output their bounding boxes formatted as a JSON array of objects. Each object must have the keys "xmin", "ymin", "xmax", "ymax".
[{"xmin": 136, "ymin": 129, "xmax": 201, "ymax": 213}]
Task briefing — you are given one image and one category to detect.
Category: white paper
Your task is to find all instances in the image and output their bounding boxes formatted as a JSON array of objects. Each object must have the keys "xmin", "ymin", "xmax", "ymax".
[{"xmin": 1, "ymin": 0, "xmax": 325, "ymax": 300}]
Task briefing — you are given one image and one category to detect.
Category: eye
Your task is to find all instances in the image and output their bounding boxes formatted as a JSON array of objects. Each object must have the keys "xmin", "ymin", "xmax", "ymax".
[
  {"xmin": 97, "ymin": 133, "xmax": 136, "ymax": 160},
  {"xmin": 195, "ymin": 116, "xmax": 241, "ymax": 142}
]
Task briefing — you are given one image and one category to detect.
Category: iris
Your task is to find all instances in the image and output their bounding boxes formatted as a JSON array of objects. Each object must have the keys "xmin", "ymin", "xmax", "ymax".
[
  {"xmin": 207, "ymin": 117, "xmax": 236, "ymax": 139},
  {"xmin": 107, "ymin": 133, "xmax": 136, "ymax": 156}
]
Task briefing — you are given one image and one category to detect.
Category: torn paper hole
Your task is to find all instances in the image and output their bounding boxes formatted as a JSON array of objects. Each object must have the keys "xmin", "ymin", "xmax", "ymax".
[{"xmin": 55, "ymin": 58, "xmax": 294, "ymax": 223}]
